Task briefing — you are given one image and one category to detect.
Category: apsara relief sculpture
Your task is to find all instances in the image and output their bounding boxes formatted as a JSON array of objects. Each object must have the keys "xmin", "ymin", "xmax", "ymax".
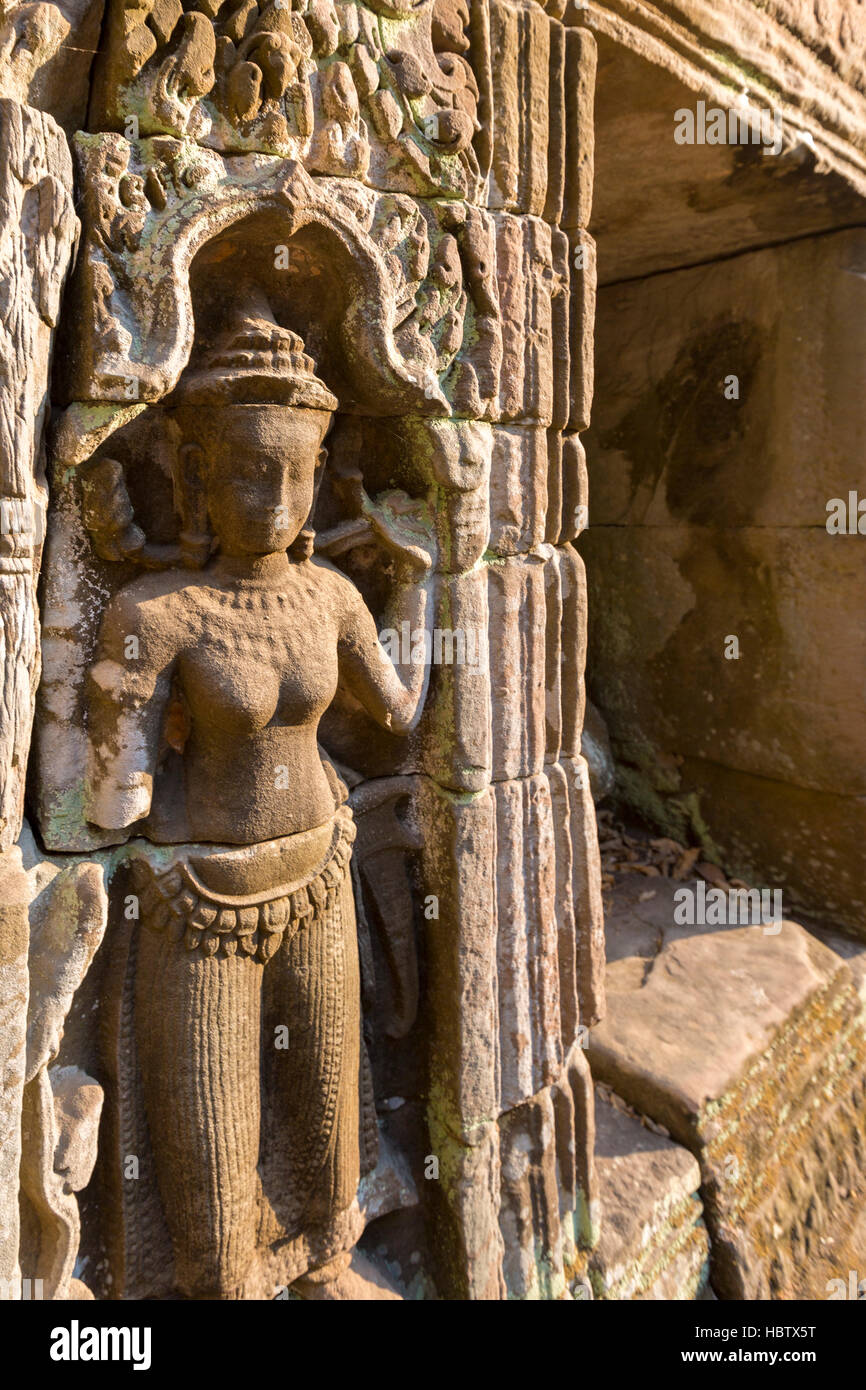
[
  {"xmin": 3, "ymin": 0, "xmax": 866, "ymax": 1319},
  {"xmin": 2, "ymin": 0, "xmax": 603, "ymax": 1303},
  {"xmin": 83, "ymin": 297, "xmax": 440, "ymax": 1298}
]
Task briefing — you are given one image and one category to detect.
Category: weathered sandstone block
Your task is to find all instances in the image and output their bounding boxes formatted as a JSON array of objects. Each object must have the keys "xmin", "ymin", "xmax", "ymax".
[
  {"xmin": 583, "ymin": 229, "xmax": 866, "ymax": 930},
  {"xmin": 590, "ymin": 1093, "xmax": 709, "ymax": 1301},
  {"xmin": 589, "ymin": 878, "xmax": 866, "ymax": 1298}
]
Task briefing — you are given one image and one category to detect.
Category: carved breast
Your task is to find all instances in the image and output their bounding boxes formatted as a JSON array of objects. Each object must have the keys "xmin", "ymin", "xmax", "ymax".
[{"xmin": 177, "ymin": 588, "xmax": 340, "ymax": 737}]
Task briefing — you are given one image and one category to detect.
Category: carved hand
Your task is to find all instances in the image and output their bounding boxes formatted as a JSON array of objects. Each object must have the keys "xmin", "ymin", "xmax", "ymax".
[
  {"xmin": 321, "ymin": 460, "xmax": 438, "ymax": 576},
  {"xmin": 362, "ymin": 488, "xmax": 437, "ymax": 578}
]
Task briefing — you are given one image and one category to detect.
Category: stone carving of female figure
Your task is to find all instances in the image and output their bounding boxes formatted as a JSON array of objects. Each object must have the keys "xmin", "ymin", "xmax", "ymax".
[{"xmin": 84, "ymin": 296, "xmax": 435, "ymax": 1299}]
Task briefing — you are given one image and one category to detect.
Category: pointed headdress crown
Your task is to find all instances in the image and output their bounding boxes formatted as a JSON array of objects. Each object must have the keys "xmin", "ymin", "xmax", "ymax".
[{"xmin": 174, "ymin": 285, "xmax": 338, "ymax": 411}]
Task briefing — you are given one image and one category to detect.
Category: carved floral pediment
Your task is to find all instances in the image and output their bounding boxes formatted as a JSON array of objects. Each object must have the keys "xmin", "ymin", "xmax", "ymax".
[
  {"xmin": 87, "ymin": 0, "xmax": 490, "ymax": 199},
  {"xmin": 54, "ymin": 130, "xmax": 500, "ymax": 466}
]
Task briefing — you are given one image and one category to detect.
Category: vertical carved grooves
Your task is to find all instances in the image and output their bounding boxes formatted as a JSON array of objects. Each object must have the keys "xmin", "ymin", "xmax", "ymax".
[
  {"xmin": 264, "ymin": 866, "xmax": 359, "ymax": 1229},
  {"xmin": 134, "ymin": 926, "xmax": 263, "ymax": 1298},
  {"xmin": 547, "ymin": 761, "xmax": 578, "ymax": 1046},
  {"xmin": 0, "ymin": 101, "xmax": 75, "ymax": 849},
  {"xmin": 0, "ymin": 574, "xmax": 36, "ymax": 846},
  {"xmin": 13, "ymin": 0, "xmax": 603, "ymax": 1302},
  {"xmin": 99, "ymin": 915, "xmax": 168, "ymax": 1300}
]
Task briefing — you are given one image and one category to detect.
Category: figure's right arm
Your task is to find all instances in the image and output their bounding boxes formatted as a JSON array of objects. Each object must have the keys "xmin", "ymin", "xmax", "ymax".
[{"xmin": 84, "ymin": 588, "xmax": 175, "ymax": 832}]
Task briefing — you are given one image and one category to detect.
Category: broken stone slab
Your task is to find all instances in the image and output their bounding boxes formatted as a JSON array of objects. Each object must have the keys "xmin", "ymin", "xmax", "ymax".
[
  {"xmin": 763, "ymin": 921, "xmax": 866, "ymax": 1298},
  {"xmin": 590, "ymin": 1092, "xmax": 709, "ymax": 1301},
  {"xmin": 357, "ymin": 1132, "xmax": 419, "ymax": 1229},
  {"xmin": 588, "ymin": 877, "xmax": 866, "ymax": 1298}
]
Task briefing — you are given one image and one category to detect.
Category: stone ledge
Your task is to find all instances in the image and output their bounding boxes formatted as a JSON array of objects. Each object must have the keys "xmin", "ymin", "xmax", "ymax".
[
  {"xmin": 590, "ymin": 1092, "xmax": 710, "ymax": 1299},
  {"xmin": 588, "ymin": 876, "xmax": 866, "ymax": 1297},
  {"xmin": 576, "ymin": 0, "xmax": 866, "ymax": 195}
]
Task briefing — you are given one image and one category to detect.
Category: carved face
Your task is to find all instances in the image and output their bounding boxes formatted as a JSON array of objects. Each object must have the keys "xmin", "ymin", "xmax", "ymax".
[{"xmin": 188, "ymin": 404, "xmax": 331, "ymax": 556}]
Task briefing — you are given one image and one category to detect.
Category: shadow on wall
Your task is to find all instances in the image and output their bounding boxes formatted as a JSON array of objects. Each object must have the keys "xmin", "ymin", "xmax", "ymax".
[{"xmin": 580, "ymin": 228, "xmax": 866, "ymax": 937}]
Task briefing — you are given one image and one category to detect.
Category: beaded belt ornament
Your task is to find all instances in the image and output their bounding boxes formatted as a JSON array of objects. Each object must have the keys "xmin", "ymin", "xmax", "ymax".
[{"xmin": 136, "ymin": 811, "xmax": 356, "ymax": 963}]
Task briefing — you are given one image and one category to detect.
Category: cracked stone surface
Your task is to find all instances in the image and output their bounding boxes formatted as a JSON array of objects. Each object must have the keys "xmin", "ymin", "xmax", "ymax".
[
  {"xmin": 588, "ymin": 877, "xmax": 866, "ymax": 1299},
  {"xmin": 590, "ymin": 1091, "xmax": 709, "ymax": 1300}
]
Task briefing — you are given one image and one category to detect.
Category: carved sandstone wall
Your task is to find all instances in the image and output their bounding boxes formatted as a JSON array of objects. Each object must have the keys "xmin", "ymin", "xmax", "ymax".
[
  {"xmin": 0, "ymin": 25, "xmax": 85, "ymax": 1294},
  {"xmin": 579, "ymin": 1, "xmax": 866, "ymax": 932},
  {"xmin": 0, "ymin": 0, "xmax": 863, "ymax": 1306},
  {"xmin": 0, "ymin": 0, "xmax": 603, "ymax": 1301}
]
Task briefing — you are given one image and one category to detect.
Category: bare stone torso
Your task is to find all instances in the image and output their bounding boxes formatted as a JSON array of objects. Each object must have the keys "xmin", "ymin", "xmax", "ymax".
[{"xmin": 136, "ymin": 559, "xmax": 351, "ymax": 845}]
